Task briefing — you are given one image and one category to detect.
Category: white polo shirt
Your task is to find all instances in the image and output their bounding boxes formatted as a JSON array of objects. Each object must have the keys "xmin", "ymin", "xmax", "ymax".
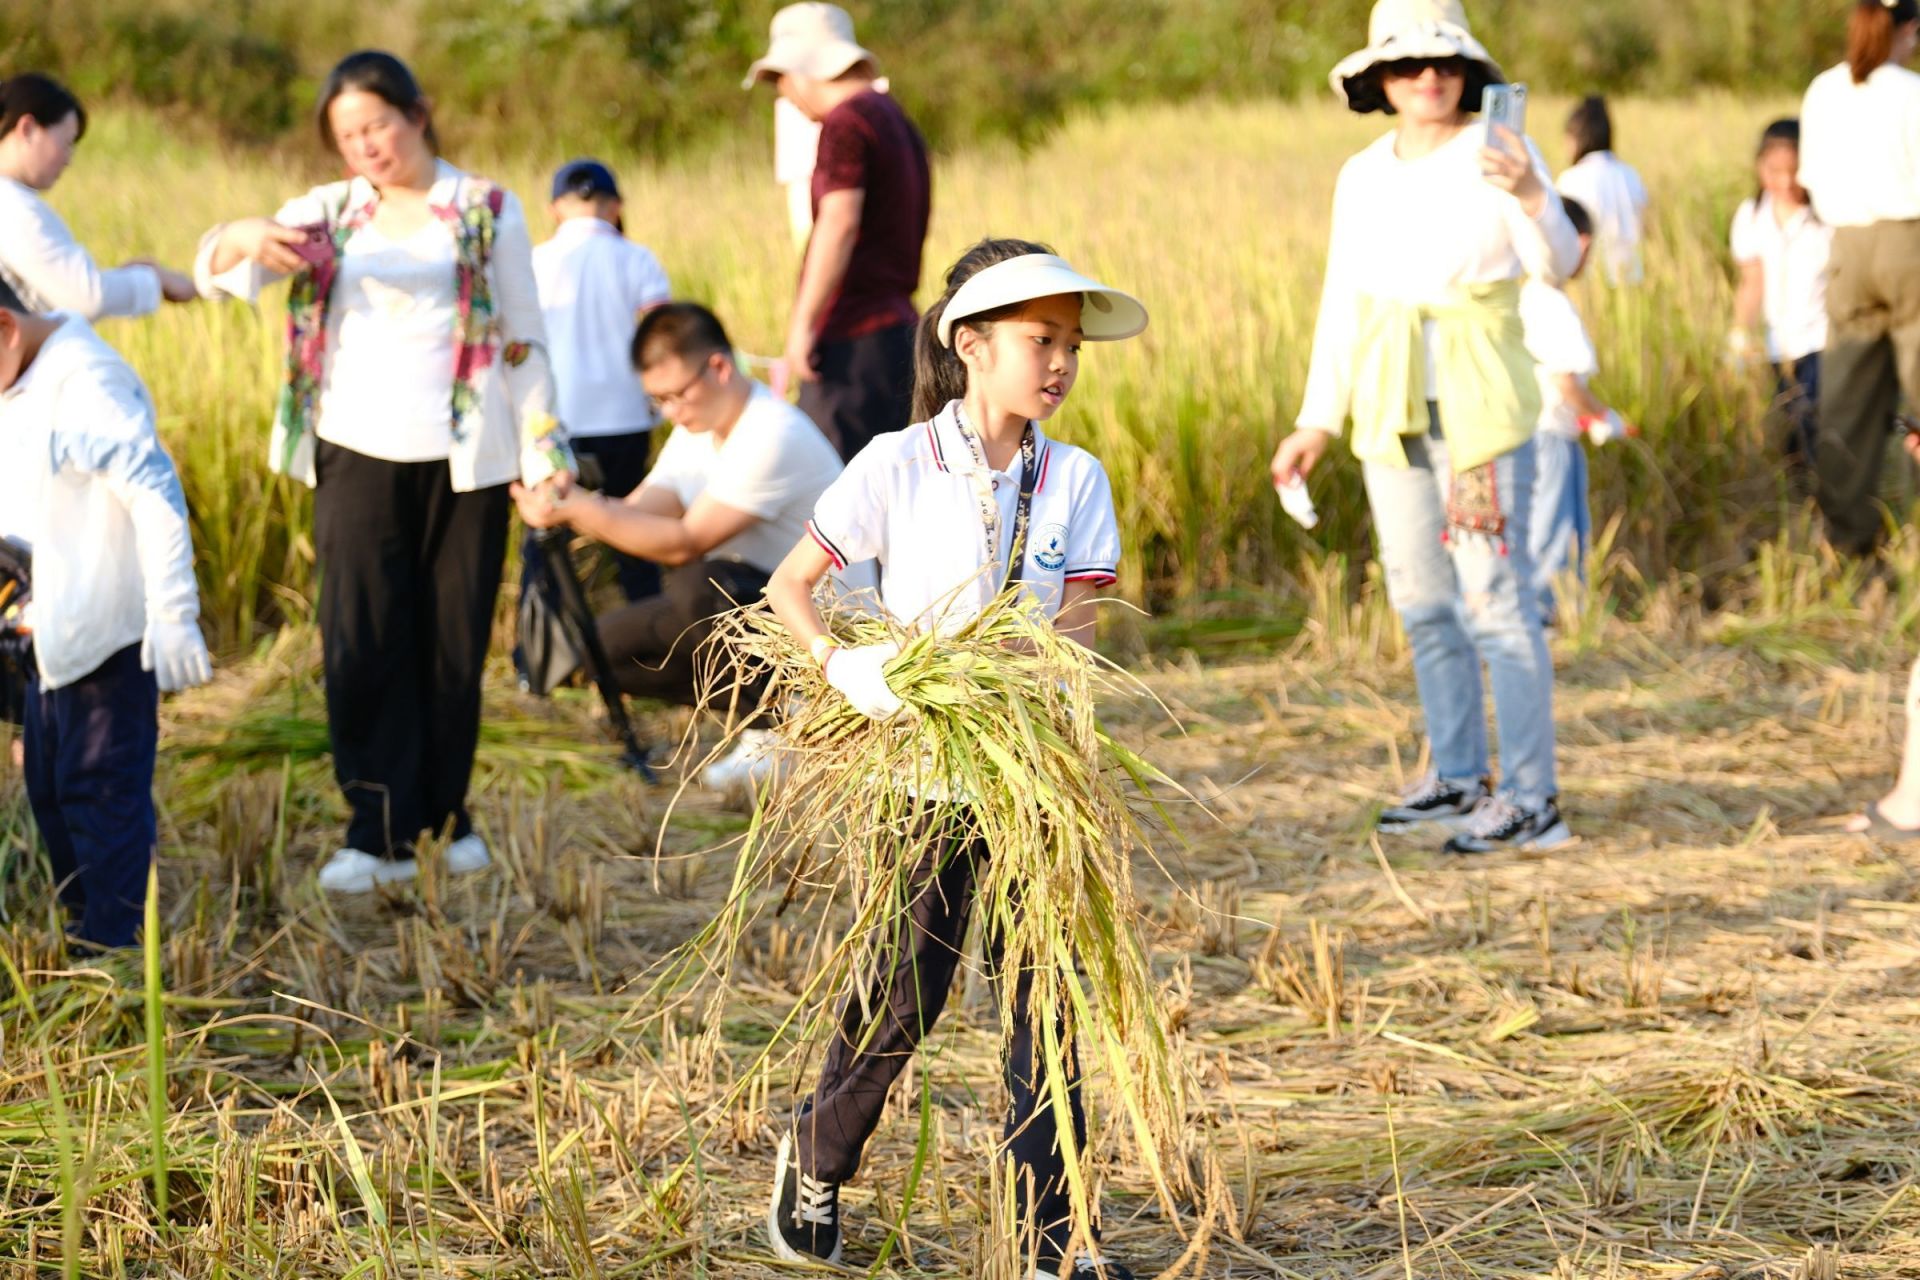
[
  {"xmin": 806, "ymin": 400, "xmax": 1121, "ymax": 633},
  {"xmin": 1731, "ymin": 194, "xmax": 1832, "ymax": 363},
  {"xmin": 642, "ymin": 381, "xmax": 842, "ymax": 575},
  {"xmin": 533, "ymin": 217, "xmax": 671, "ymax": 438}
]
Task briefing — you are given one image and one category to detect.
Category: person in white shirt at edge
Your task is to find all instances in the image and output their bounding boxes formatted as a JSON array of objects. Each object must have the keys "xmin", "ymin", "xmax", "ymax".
[
  {"xmin": 193, "ymin": 51, "xmax": 576, "ymax": 896},
  {"xmin": 775, "ymin": 97, "xmax": 821, "ymax": 254},
  {"xmin": 512, "ymin": 303, "xmax": 843, "ymax": 794},
  {"xmin": 1555, "ymin": 95, "xmax": 1648, "ymax": 287},
  {"xmin": 1799, "ymin": 0, "xmax": 1920, "ymax": 558},
  {"xmin": 1819, "ymin": 0, "xmax": 1920, "ymax": 838},
  {"xmin": 757, "ymin": 239, "xmax": 1138, "ymax": 1280},
  {"xmin": 1729, "ymin": 119, "xmax": 1833, "ymax": 469},
  {"xmin": 0, "ymin": 74, "xmax": 197, "ymax": 320},
  {"xmin": 514, "ymin": 159, "xmax": 672, "ymax": 694},
  {"xmin": 0, "ymin": 283, "xmax": 212, "ymax": 953},
  {"xmin": 1269, "ymin": 0, "xmax": 1581, "ymax": 855},
  {"xmin": 1521, "ymin": 196, "xmax": 1632, "ymax": 627}
]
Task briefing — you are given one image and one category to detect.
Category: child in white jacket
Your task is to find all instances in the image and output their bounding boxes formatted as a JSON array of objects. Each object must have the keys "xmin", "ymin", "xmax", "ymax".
[{"xmin": 0, "ymin": 286, "xmax": 210, "ymax": 950}]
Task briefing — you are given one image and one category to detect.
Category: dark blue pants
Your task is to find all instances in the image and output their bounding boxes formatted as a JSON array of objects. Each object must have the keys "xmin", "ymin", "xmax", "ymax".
[
  {"xmin": 22, "ymin": 643, "xmax": 158, "ymax": 949},
  {"xmin": 1776, "ymin": 350, "xmax": 1823, "ymax": 463}
]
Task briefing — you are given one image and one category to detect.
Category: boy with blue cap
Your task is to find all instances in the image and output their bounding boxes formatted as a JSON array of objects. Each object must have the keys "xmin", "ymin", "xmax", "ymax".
[{"xmin": 528, "ymin": 158, "xmax": 671, "ymax": 602}]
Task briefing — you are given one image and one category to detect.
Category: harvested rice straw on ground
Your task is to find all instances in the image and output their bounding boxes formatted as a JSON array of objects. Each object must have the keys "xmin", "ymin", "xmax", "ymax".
[{"xmin": 647, "ymin": 585, "xmax": 1221, "ymax": 1267}]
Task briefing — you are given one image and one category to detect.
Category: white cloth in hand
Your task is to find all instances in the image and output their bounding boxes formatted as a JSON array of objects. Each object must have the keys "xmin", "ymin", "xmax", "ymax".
[
  {"xmin": 142, "ymin": 616, "xmax": 212, "ymax": 692},
  {"xmin": 825, "ymin": 641, "xmax": 902, "ymax": 720}
]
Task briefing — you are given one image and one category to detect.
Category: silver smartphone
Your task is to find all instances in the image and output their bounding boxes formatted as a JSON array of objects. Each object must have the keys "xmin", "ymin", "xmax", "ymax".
[{"xmin": 1482, "ymin": 82, "xmax": 1528, "ymax": 154}]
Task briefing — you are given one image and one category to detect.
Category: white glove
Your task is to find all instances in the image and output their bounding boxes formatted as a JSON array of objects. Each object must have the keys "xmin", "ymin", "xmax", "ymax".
[
  {"xmin": 142, "ymin": 616, "xmax": 212, "ymax": 692},
  {"xmin": 1580, "ymin": 409, "xmax": 1629, "ymax": 446},
  {"xmin": 825, "ymin": 641, "xmax": 903, "ymax": 720}
]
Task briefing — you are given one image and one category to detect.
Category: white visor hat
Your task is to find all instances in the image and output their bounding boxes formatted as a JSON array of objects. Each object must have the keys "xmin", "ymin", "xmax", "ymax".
[{"xmin": 936, "ymin": 254, "xmax": 1148, "ymax": 348}]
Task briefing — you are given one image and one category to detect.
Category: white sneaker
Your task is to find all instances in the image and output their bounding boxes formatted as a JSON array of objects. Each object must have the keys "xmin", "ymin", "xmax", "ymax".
[
  {"xmin": 445, "ymin": 834, "xmax": 492, "ymax": 876},
  {"xmin": 702, "ymin": 729, "xmax": 783, "ymax": 793},
  {"xmin": 316, "ymin": 847, "xmax": 418, "ymax": 894}
]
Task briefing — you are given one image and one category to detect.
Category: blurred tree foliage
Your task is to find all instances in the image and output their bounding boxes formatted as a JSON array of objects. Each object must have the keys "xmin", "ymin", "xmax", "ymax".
[{"xmin": 0, "ymin": 0, "xmax": 1854, "ymax": 158}]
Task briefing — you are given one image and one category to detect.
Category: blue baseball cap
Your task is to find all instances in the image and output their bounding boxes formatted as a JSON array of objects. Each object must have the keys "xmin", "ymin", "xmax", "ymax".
[{"xmin": 551, "ymin": 159, "xmax": 620, "ymax": 201}]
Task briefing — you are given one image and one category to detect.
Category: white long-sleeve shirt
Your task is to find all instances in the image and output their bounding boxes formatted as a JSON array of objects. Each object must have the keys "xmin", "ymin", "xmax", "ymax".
[
  {"xmin": 195, "ymin": 160, "xmax": 560, "ymax": 492},
  {"xmin": 0, "ymin": 177, "xmax": 161, "ymax": 320},
  {"xmin": 1556, "ymin": 150, "xmax": 1647, "ymax": 284},
  {"xmin": 1297, "ymin": 125, "xmax": 1581, "ymax": 433},
  {"xmin": 0, "ymin": 316, "xmax": 200, "ymax": 689},
  {"xmin": 1799, "ymin": 61, "xmax": 1920, "ymax": 228}
]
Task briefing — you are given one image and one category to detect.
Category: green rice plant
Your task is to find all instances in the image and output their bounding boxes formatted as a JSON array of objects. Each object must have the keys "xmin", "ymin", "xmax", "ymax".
[{"xmin": 645, "ymin": 587, "xmax": 1217, "ymax": 1257}]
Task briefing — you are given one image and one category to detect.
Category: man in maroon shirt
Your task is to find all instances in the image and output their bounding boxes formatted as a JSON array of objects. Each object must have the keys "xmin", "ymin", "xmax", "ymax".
[{"xmin": 745, "ymin": 3, "xmax": 931, "ymax": 463}]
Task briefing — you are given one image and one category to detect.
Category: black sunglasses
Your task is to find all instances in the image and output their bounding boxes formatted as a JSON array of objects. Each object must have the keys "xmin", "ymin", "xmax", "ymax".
[{"xmin": 1378, "ymin": 57, "xmax": 1468, "ymax": 80}]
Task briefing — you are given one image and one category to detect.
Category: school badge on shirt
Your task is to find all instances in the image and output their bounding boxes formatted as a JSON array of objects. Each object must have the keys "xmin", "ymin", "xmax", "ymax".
[{"xmin": 1032, "ymin": 523, "xmax": 1069, "ymax": 573}]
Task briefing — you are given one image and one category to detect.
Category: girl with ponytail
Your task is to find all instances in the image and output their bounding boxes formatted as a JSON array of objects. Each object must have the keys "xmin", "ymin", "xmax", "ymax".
[
  {"xmin": 758, "ymin": 235, "xmax": 1148, "ymax": 1278},
  {"xmin": 1798, "ymin": 0, "xmax": 1920, "ymax": 555}
]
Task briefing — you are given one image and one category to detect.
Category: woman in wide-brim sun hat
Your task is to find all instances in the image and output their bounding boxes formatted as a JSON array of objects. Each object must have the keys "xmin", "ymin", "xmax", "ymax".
[{"xmin": 1270, "ymin": 0, "xmax": 1583, "ymax": 855}]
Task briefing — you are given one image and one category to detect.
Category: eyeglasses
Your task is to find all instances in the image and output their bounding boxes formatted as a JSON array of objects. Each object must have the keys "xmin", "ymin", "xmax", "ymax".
[
  {"xmin": 1379, "ymin": 57, "xmax": 1468, "ymax": 80},
  {"xmin": 647, "ymin": 361, "xmax": 712, "ymax": 414}
]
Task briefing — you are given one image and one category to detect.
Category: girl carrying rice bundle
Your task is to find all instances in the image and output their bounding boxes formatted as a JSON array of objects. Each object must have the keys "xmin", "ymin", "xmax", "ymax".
[{"xmin": 702, "ymin": 237, "xmax": 1190, "ymax": 1277}]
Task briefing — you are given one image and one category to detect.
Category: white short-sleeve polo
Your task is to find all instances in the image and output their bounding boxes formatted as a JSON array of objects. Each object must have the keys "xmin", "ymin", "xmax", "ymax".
[
  {"xmin": 533, "ymin": 218, "xmax": 672, "ymax": 438},
  {"xmin": 1520, "ymin": 280, "xmax": 1599, "ymax": 439},
  {"xmin": 1731, "ymin": 195, "xmax": 1832, "ymax": 363},
  {"xmin": 806, "ymin": 400, "xmax": 1121, "ymax": 632}
]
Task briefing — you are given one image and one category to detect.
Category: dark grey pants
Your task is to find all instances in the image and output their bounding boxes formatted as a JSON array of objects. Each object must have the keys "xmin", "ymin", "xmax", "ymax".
[
  {"xmin": 793, "ymin": 809, "xmax": 1086, "ymax": 1254},
  {"xmin": 798, "ymin": 322, "xmax": 916, "ymax": 462}
]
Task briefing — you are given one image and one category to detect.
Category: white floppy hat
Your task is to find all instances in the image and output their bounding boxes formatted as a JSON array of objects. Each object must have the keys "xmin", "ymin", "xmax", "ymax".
[
  {"xmin": 743, "ymin": 3, "xmax": 877, "ymax": 89},
  {"xmin": 937, "ymin": 254, "xmax": 1148, "ymax": 348},
  {"xmin": 1328, "ymin": 0, "xmax": 1506, "ymax": 115}
]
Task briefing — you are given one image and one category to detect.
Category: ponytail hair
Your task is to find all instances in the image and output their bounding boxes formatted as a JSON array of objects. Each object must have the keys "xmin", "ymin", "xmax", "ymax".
[
  {"xmin": 911, "ymin": 236, "xmax": 1055, "ymax": 423},
  {"xmin": 1850, "ymin": 0, "xmax": 1920, "ymax": 83},
  {"xmin": 1565, "ymin": 96, "xmax": 1613, "ymax": 165},
  {"xmin": 0, "ymin": 74, "xmax": 86, "ymax": 145}
]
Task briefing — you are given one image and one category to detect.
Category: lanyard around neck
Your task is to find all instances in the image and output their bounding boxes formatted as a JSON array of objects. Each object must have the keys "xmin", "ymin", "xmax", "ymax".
[{"xmin": 950, "ymin": 409, "xmax": 1040, "ymax": 593}]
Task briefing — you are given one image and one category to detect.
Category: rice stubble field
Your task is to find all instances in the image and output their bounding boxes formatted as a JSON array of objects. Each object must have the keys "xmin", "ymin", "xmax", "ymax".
[{"xmin": 7, "ymin": 94, "xmax": 1920, "ymax": 1277}]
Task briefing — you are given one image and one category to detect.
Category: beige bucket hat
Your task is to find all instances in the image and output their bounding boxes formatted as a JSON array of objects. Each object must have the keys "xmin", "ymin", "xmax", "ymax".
[
  {"xmin": 1328, "ymin": 0, "xmax": 1506, "ymax": 115},
  {"xmin": 743, "ymin": 3, "xmax": 877, "ymax": 89}
]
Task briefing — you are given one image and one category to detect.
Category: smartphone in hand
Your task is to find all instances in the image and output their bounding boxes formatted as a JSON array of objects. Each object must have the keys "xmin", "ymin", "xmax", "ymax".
[
  {"xmin": 1482, "ymin": 83, "xmax": 1528, "ymax": 156},
  {"xmin": 287, "ymin": 222, "xmax": 334, "ymax": 270}
]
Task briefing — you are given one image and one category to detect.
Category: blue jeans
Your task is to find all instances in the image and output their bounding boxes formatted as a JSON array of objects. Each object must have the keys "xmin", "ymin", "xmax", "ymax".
[
  {"xmin": 1362, "ymin": 424, "xmax": 1560, "ymax": 809},
  {"xmin": 1529, "ymin": 432, "xmax": 1590, "ymax": 623}
]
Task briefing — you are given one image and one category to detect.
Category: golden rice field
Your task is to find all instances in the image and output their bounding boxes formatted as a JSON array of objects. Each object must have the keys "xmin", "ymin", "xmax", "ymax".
[{"xmin": 10, "ymin": 94, "xmax": 1920, "ymax": 1278}]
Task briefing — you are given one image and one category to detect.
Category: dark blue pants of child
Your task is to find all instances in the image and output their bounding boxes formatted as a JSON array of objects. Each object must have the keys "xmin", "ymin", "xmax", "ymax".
[{"xmin": 22, "ymin": 643, "xmax": 158, "ymax": 949}]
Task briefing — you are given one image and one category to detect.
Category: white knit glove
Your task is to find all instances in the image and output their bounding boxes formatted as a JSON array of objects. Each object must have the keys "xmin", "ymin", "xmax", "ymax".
[
  {"xmin": 142, "ymin": 616, "xmax": 212, "ymax": 692},
  {"xmin": 825, "ymin": 642, "xmax": 902, "ymax": 720}
]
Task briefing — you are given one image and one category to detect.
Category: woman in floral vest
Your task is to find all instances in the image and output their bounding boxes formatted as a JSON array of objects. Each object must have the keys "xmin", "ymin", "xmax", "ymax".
[{"xmin": 196, "ymin": 51, "xmax": 574, "ymax": 894}]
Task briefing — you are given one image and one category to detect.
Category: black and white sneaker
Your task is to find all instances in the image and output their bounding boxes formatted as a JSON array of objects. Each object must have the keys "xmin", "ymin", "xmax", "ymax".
[
  {"xmin": 1037, "ymin": 1253, "xmax": 1136, "ymax": 1280},
  {"xmin": 1377, "ymin": 774, "xmax": 1491, "ymax": 833},
  {"xmin": 1442, "ymin": 795, "xmax": 1573, "ymax": 854},
  {"xmin": 768, "ymin": 1131, "xmax": 842, "ymax": 1264}
]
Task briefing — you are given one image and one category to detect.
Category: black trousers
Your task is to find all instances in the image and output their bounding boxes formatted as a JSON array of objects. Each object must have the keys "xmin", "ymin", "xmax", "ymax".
[
  {"xmin": 596, "ymin": 559, "xmax": 770, "ymax": 709},
  {"xmin": 22, "ymin": 644, "xmax": 157, "ymax": 948},
  {"xmin": 520, "ymin": 430, "xmax": 658, "ymax": 606},
  {"xmin": 799, "ymin": 321, "xmax": 916, "ymax": 463},
  {"xmin": 794, "ymin": 810, "xmax": 1086, "ymax": 1254},
  {"xmin": 313, "ymin": 441, "xmax": 511, "ymax": 858}
]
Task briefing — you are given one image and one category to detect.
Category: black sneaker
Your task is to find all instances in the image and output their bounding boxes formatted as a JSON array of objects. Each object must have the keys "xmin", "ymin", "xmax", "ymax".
[
  {"xmin": 1377, "ymin": 774, "xmax": 1491, "ymax": 833},
  {"xmin": 768, "ymin": 1131, "xmax": 842, "ymax": 1264},
  {"xmin": 1442, "ymin": 795, "xmax": 1573, "ymax": 854},
  {"xmin": 1037, "ymin": 1254, "xmax": 1136, "ymax": 1280}
]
